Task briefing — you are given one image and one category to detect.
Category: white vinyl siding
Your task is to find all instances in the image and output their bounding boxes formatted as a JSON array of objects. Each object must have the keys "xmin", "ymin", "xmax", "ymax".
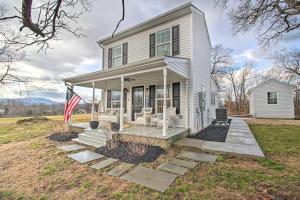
[
  {"xmin": 250, "ymin": 80, "xmax": 294, "ymax": 118},
  {"xmin": 103, "ymin": 14, "xmax": 191, "ymax": 69},
  {"xmin": 190, "ymin": 9, "xmax": 212, "ymax": 133}
]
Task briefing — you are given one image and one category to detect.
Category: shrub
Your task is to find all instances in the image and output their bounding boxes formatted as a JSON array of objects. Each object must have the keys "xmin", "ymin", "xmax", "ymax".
[
  {"xmin": 124, "ymin": 135, "xmax": 149, "ymax": 157},
  {"xmin": 102, "ymin": 127, "xmax": 118, "ymax": 150}
]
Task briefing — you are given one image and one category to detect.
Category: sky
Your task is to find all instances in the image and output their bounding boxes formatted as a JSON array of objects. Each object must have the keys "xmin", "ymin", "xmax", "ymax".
[{"xmin": 0, "ymin": 0, "xmax": 299, "ymax": 102}]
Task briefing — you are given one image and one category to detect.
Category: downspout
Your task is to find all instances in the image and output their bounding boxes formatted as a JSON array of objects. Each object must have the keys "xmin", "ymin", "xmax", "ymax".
[{"xmin": 97, "ymin": 41, "xmax": 105, "ymax": 70}]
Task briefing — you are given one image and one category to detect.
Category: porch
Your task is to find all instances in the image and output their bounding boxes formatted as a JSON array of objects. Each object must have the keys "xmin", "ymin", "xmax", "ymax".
[
  {"xmin": 64, "ymin": 56, "xmax": 191, "ymax": 139},
  {"xmin": 71, "ymin": 122, "xmax": 189, "ymax": 148}
]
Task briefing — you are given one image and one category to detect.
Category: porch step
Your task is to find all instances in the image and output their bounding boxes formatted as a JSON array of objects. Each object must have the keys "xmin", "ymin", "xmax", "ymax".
[
  {"xmin": 78, "ymin": 133, "xmax": 107, "ymax": 144},
  {"xmin": 72, "ymin": 137, "xmax": 105, "ymax": 148}
]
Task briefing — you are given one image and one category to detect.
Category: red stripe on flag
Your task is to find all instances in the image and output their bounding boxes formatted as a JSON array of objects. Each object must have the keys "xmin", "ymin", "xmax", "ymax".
[{"xmin": 64, "ymin": 94, "xmax": 81, "ymax": 123}]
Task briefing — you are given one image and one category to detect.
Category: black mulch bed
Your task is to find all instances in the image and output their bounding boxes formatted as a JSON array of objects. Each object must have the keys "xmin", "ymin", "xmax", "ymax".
[
  {"xmin": 48, "ymin": 132, "xmax": 78, "ymax": 142},
  {"xmin": 189, "ymin": 125, "xmax": 229, "ymax": 142},
  {"xmin": 95, "ymin": 142, "xmax": 165, "ymax": 164}
]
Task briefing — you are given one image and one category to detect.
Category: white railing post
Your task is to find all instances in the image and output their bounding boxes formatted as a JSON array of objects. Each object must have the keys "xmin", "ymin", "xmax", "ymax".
[
  {"xmin": 120, "ymin": 76, "xmax": 124, "ymax": 132},
  {"xmin": 186, "ymin": 79, "xmax": 189, "ymax": 129},
  {"xmin": 163, "ymin": 68, "xmax": 167, "ymax": 137},
  {"xmin": 92, "ymin": 81, "xmax": 95, "ymax": 120}
]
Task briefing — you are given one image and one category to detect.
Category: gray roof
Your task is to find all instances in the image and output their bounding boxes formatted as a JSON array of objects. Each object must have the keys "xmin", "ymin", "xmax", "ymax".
[
  {"xmin": 249, "ymin": 79, "xmax": 295, "ymax": 93},
  {"xmin": 97, "ymin": 2, "xmax": 205, "ymax": 45}
]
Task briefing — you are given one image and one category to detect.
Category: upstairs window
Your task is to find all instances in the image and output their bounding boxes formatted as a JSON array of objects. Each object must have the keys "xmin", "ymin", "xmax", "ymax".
[
  {"xmin": 112, "ymin": 45, "xmax": 122, "ymax": 68},
  {"xmin": 156, "ymin": 28, "xmax": 171, "ymax": 56},
  {"xmin": 267, "ymin": 92, "xmax": 277, "ymax": 104}
]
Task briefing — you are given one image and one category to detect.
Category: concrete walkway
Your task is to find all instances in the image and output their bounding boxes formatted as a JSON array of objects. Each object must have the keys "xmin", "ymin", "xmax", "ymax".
[{"xmin": 175, "ymin": 118, "xmax": 265, "ymax": 158}]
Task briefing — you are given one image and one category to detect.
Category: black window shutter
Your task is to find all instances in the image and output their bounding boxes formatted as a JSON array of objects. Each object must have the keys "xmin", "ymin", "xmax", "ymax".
[
  {"xmin": 172, "ymin": 82, "xmax": 180, "ymax": 114},
  {"xmin": 149, "ymin": 85, "xmax": 155, "ymax": 114},
  {"xmin": 123, "ymin": 88, "xmax": 127, "ymax": 113},
  {"xmin": 107, "ymin": 90, "xmax": 111, "ymax": 108},
  {"xmin": 149, "ymin": 33, "xmax": 155, "ymax": 58},
  {"xmin": 172, "ymin": 25, "xmax": 180, "ymax": 56},
  {"xmin": 108, "ymin": 48, "xmax": 112, "ymax": 68},
  {"xmin": 122, "ymin": 43, "xmax": 128, "ymax": 65}
]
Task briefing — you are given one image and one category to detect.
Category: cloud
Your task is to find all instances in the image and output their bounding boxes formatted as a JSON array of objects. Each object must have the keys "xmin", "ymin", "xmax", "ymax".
[{"xmin": 1, "ymin": 0, "xmax": 295, "ymax": 101}]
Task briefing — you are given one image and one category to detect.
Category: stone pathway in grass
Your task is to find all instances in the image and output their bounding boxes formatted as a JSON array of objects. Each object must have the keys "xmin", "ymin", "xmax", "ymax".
[
  {"xmin": 157, "ymin": 163, "xmax": 188, "ymax": 175},
  {"xmin": 61, "ymin": 144, "xmax": 217, "ymax": 193},
  {"xmin": 169, "ymin": 158, "xmax": 198, "ymax": 169},
  {"xmin": 90, "ymin": 158, "xmax": 118, "ymax": 170},
  {"xmin": 107, "ymin": 163, "xmax": 135, "ymax": 177},
  {"xmin": 121, "ymin": 166, "xmax": 177, "ymax": 193},
  {"xmin": 57, "ymin": 144, "xmax": 86, "ymax": 152},
  {"xmin": 67, "ymin": 150, "xmax": 104, "ymax": 164},
  {"xmin": 176, "ymin": 151, "xmax": 217, "ymax": 163}
]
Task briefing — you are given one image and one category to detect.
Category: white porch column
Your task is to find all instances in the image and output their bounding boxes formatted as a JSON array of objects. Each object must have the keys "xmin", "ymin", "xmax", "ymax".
[
  {"xmin": 120, "ymin": 76, "xmax": 124, "ymax": 132},
  {"xmin": 163, "ymin": 68, "xmax": 167, "ymax": 137},
  {"xmin": 185, "ymin": 79, "xmax": 189, "ymax": 129},
  {"xmin": 92, "ymin": 81, "xmax": 95, "ymax": 120}
]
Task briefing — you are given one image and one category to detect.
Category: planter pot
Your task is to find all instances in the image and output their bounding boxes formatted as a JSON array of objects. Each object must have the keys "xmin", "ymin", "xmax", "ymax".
[
  {"xmin": 89, "ymin": 121, "xmax": 99, "ymax": 129},
  {"xmin": 110, "ymin": 123, "xmax": 119, "ymax": 131}
]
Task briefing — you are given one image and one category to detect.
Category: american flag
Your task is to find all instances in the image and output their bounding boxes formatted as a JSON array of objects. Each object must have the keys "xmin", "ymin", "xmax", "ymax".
[{"xmin": 64, "ymin": 88, "xmax": 81, "ymax": 124}]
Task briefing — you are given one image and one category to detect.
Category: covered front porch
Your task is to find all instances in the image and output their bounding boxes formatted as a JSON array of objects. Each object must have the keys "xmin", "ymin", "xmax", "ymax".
[{"xmin": 64, "ymin": 56, "xmax": 190, "ymax": 138}]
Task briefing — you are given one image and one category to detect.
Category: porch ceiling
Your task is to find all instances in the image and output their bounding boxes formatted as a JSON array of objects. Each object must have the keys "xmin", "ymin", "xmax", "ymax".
[{"xmin": 63, "ymin": 56, "xmax": 190, "ymax": 89}]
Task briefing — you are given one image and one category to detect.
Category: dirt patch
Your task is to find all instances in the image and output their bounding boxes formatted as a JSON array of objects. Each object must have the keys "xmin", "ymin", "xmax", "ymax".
[
  {"xmin": 189, "ymin": 125, "xmax": 229, "ymax": 142},
  {"xmin": 47, "ymin": 132, "xmax": 78, "ymax": 142},
  {"xmin": 16, "ymin": 117, "xmax": 50, "ymax": 125},
  {"xmin": 95, "ymin": 142, "xmax": 165, "ymax": 164}
]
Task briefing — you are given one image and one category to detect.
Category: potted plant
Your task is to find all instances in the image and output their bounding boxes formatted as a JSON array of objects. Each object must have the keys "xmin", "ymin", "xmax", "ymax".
[{"xmin": 89, "ymin": 115, "xmax": 99, "ymax": 129}]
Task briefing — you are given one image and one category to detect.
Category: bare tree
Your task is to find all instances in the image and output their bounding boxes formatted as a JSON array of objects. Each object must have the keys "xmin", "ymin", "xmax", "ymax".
[
  {"xmin": 273, "ymin": 48, "xmax": 300, "ymax": 77},
  {"xmin": 0, "ymin": 44, "xmax": 27, "ymax": 86},
  {"xmin": 211, "ymin": 44, "xmax": 233, "ymax": 84},
  {"xmin": 216, "ymin": 0, "xmax": 300, "ymax": 46},
  {"xmin": 0, "ymin": 0, "xmax": 91, "ymax": 52}
]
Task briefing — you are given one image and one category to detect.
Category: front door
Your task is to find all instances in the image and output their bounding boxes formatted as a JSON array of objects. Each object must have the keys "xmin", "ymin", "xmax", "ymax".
[{"xmin": 132, "ymin": 86, "xmax": 144, "ymax": 121}]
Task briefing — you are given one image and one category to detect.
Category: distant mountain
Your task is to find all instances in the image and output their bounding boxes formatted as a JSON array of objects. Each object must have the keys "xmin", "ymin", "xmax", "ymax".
[{"xmin": 0, "ymin": 98, "xmax": 60, "ymax": 105}]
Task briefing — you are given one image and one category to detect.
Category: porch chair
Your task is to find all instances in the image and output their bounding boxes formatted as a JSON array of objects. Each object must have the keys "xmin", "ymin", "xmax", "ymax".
[
  {"xmin": 135, "ymin": 107, "xmax": 153, "ymax": 126},
  {"xmin": 156, "ymin": 107, "xmax": 177, "ymax": 128}
]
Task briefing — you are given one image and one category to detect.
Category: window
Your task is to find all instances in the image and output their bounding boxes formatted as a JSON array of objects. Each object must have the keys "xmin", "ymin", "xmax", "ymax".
[
  {"xmin": 267, "ymin": 92, "xmax": 277, "ymax": 104},
  {"xmin": 156, "ymin": 84, "xmax": 171, "ymax": 113},
  {"xmin": 112, "ymin": 45, "xmax": 122, "ymax": 68},
  {"xmin": 107, "ymin": 90, "xmax": 121, "ymax": 108},
  {"xmin": 156, "ymin": 28, "xmax": 171, "ymax": 56}
]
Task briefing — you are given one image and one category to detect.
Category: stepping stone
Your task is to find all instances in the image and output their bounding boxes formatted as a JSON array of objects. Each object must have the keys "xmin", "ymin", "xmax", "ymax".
[
  {"xmin": 169, "ymin": 158, "xmax": 198, "ymax": 169},
  {"xmin": 157, "ymin": 163, "xmax": 188, "ymax": 175},
  {"xmin": 121, "ymin": 166, "xmax": 177, "ymax": 193},
  {"xmin": 67, "ymin": 150, "xmax": 104, "ymax": 164},
  {"xmin": 57, "ymin": 144, "xmax": 86, "ymax": 152},
  {"xmin": 90, "ymin": 158, "xmax": 118, "ymax": 170},
  {"xmin": 107, "ymin": 163, "xmax": 135, "ymax": 177},
  {"xmin": 176, "ymin": 151, "xmax": 217, "ymax": 163}
]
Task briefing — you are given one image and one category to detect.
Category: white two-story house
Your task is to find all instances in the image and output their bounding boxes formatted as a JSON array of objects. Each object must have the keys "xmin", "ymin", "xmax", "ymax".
[{"xmin": 64, "ymin": 3, "xmax": 218, "ymax": 139}]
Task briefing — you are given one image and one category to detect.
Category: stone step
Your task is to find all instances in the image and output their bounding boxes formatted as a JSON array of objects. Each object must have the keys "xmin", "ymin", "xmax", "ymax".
[
  {"xmin": 78, "ymin": 133, "xmax": 106, "ymax": 143},
  {"xmin": 72, "ymin": 138, "xmax": 105, "ymax": 148},
  {"xmin": 82, "ymin": 130, "xmax": 106, "ymax": 138},
  {"xmin": 90, "ymin": 158, "xmax": 118, "ymax": 170},
  {"xmin": 157, "ymin": 163, "xmax": 188, "ymax": 175},
  {"xmin": 107, "ymin": 163, "xmax": 135, "ymax": 177}
]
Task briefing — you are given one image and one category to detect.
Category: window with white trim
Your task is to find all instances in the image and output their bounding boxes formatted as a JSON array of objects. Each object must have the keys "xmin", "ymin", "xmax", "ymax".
[
  {"xmin": 112, "ymin": 45, "xmax": 122, "ymax": 68},
  {"xmin": 156, "ymin": 84, "xmax": 171, "ymax": 113},
  {"xmin": 267, "ymin": 92, "xmax": 277, "ymax": 104},
  {"xmin": 111, "ymin": 91, "xmax": 121, "ymax": 108},
  {"xmin": 156, "ymin": 28, "xmax": 171, "ymax": 56}
]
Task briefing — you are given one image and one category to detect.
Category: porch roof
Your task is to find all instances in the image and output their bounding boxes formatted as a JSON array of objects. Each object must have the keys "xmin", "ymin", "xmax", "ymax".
[{"xmin": 63, "ymin": 56, "xmax": 190, "ymax": 87}]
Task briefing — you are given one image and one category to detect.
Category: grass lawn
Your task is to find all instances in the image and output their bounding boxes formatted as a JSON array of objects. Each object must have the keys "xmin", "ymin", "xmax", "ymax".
[{"xmin": 0, "ymin": 116, "xmax": 299, "ymax": 200}]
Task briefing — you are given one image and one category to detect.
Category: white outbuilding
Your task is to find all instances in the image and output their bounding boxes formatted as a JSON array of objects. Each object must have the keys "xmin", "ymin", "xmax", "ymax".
[{"xmin": 249, "ymin": 79, "xmax": 295, "ymax": 119}]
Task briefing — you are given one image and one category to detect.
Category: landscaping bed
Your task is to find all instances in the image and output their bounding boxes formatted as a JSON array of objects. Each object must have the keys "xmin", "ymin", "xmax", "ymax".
[
  {"xmin": 95, "ymin": 141, "xmax": 164, "ymax": 164},
  {"xmin": 48, "ymin": 132, "xmax": 78, "ymax": 142},
  {"xmin": 189, "ymin": 125, "xmax": 229, "ymax": 142}
]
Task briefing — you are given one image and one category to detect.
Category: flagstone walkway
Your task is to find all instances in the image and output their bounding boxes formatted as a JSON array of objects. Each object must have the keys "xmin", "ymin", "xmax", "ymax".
[{"xmin": 58, "ymin": 144, "xmax": 218, "ymax": 193}]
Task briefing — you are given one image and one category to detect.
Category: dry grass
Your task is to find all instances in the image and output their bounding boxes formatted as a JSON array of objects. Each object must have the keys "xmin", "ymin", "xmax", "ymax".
[
  {"xmin": 245, "ymin": 118, "xmax": 300, "ymax": 126},
  {"xmin": 0, "ymin": 115, "xmax": 299, "ymax": 199}
]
